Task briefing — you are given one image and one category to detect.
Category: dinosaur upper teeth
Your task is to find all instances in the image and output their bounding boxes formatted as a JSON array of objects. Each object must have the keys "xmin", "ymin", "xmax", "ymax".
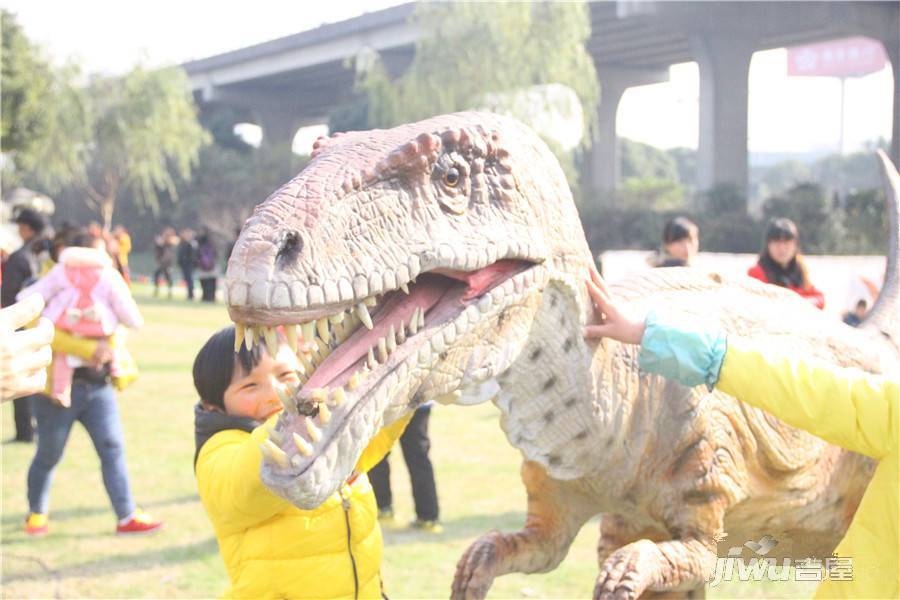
[
  {"xmin": 356, "ymin": 302, "xmax": 373, "ymax": 330},
  {"xmin": 248, "ymin": 261, "xmax": 543, "ymax": 473},
  {"xmin": 238, "ymin": 281, "xmax": 452, "ymax": 472}
]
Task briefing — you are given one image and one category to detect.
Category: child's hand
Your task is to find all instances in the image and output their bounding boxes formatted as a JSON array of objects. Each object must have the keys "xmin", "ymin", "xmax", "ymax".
[
  {"xmin": 91, "ymin": 339, "xmax": 114, "ymax": 367},
  {"xmin": 583, "ymin": 268, "xmax": 646, "ymax": 345}
]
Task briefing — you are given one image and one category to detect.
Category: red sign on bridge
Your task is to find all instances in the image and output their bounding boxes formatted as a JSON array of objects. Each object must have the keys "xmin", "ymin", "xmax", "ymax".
[{"xmin": 787, "ymin": 37, "xmax": 887, "ymax": 78}]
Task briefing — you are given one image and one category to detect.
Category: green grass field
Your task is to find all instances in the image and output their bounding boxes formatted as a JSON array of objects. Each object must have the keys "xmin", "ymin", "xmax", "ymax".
[{"xmin": 1, "ymin": 284, "xmax": 815, "ymax": 598}]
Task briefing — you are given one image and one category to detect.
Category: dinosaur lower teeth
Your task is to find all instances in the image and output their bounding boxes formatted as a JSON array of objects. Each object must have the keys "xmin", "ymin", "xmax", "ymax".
[
  {"xmin": 266, "ymin": 424, "xmax": 283, "ymax": 444},
  {"xmin": 260, "ymin": 439, "xmax": 289, "ymax": 468},
  {"xmin": 293, "ymin": 432, "xmax": 313, "ymax": 456},
  {"xmin": 409, "ymin": 307, "xmax": 421, "ymax": 334},
  {"xmin": 318, "ymin": 402, "xmax": 331, "ymax": 424},
  {"xmin": 387, "ymin": 325, "xmax": 397, "ymax": 353},
  {"xmin": 347, "ymin": 372, "xmax": 360, "ymax": 390},
  {"xmin": 331, "ymin": 387, "xmax": 346, "ymax": 405},
  {"xmin": 304, "ymin": 418, "xmax": 322, "ymax": 442}
]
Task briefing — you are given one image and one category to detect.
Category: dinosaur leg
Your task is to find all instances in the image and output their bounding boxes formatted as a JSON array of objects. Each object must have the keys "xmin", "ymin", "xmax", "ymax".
[
  {"xmin": 451, "ymin": 461, "xmax": 597, "ymax": 600},
  {"xmin": 597, "ymin": 515, "xmax": 708, "ymax": 600},
  {"xmin": 594, "ymin": 536, "xmax": 715, "ymax": 599}
]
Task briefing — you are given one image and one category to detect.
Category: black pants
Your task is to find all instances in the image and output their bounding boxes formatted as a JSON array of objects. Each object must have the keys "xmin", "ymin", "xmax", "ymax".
[
  {"xmin": 153, "ymin": 266, "xmax": 173, "ymax": 294},
  {"xmin": 199, "ymin": 277, "xmax": 217, "ymax": 302},
  {"xmin": 180, "ymin": 265, "xmax": 195, "ymax": 299},
  {"xmin": 369, "ymin": 405, "xmax": 439, "ymax": 521},
  {"xmin": 13, "ymin": 394, "xmax": 35, "ymax": 441}
]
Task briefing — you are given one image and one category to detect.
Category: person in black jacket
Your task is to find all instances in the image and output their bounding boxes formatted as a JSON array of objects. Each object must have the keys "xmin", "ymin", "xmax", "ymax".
[
  {"xmin": 177, "ymin": 229, "xmax": 197, "ymax": 301},
  {"xmin": 1, "ymin": 208, "xmax": 47, "ymax": 442},
  {"xmin": 369, "ymin": 403, "xmax": 442, "ymax": 533}
]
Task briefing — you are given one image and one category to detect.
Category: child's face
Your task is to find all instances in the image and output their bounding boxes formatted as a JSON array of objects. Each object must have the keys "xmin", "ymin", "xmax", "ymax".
[{"xmin": 222, "ymin": 346, "xmax": 301, "ymax": 421}]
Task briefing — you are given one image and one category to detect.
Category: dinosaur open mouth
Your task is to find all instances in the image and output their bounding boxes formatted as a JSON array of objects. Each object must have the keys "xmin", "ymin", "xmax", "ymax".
[{"xmin": 231, "ymin": 259, "xmax": 535, "ymax": 471}]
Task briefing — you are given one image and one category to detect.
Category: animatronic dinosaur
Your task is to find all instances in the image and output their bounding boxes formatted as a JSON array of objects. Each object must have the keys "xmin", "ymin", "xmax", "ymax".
[{"xmin": 223, "ymin": 112, "xmax": 899, "ymax": 598}]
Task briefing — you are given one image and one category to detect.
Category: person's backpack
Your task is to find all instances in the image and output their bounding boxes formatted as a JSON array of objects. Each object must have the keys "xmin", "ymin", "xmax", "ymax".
[{"xmin": 197, "ymin": 243, "xmax": 216, "ymax": 271}]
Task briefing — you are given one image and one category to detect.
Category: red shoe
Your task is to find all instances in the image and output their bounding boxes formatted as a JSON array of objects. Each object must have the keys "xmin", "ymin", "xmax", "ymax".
[
  {"xmin": 116, "ymin": 509, "xmax": 163, "ymax": 535},
  {"xmin": 25, "ymin": 513, "xmax": 49, "ymax": 536}
]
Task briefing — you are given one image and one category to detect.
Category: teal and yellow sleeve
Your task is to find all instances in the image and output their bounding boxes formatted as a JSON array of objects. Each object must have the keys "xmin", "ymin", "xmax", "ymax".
[
  {"xmin": 637, "ymin": 311, "xmax": 897, "ymax": 461},
  {"xmin": 638, "ymin": 311, "xmax": 727, "ymax": 390}
]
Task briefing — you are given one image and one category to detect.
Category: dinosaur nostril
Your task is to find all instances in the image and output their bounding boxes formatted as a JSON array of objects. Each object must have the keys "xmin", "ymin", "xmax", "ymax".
[{"xmin": 276, "ymin": 231, "xmax": 303, "ymax": 264}]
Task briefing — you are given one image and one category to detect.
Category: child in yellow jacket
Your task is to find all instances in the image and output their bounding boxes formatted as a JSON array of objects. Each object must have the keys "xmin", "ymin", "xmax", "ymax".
[
  {"xmin": 192, "ymin": 326, "xmax": 409, "ymax": 599},
  {"xmin": 584, "ymin": 269, "xmax": 898, "ymax": 599}
]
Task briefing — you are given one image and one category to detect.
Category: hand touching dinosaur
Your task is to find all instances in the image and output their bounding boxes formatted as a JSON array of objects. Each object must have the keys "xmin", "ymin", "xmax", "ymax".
[{"xmin": 583, "ymin": 269, "xmax": 646, "ymax": 345}]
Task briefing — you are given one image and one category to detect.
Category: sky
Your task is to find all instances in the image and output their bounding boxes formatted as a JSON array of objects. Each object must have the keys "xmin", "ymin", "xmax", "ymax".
[{"xmin": 2, "ymin": 0, "xmax": 893, "ymax": 155}]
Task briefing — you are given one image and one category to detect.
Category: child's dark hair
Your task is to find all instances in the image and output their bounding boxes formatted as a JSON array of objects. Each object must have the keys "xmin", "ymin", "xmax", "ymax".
[
  {"xmin": 662, "ymin": 217, "xmax": 699, "ymax": 245},
  {"xmin": 193, "ymin": 326, "xmax": 263, "ymax": 410}
]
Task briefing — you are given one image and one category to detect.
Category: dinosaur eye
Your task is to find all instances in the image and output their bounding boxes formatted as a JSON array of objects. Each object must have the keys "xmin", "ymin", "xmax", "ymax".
[{"xmin": 443, "ymin": 167, "xmax": 460, "ymax": 187}]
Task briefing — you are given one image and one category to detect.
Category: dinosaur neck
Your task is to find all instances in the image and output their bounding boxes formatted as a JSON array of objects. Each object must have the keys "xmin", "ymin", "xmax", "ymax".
[{"xmin": 492, "ymin": 276, "xmax": 620, "ymax": 480}]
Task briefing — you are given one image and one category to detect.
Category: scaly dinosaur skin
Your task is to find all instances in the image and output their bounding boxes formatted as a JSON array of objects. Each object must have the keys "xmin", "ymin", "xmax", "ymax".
[{"xmin": 224, "ymin": 113, "xmax": 900, "ymax": 599}]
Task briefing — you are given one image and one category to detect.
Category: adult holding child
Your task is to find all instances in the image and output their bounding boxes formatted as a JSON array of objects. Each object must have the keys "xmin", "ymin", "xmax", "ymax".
[{"xmin": 16, "ymin": 228, "xmax": 162, "ymax": 536}]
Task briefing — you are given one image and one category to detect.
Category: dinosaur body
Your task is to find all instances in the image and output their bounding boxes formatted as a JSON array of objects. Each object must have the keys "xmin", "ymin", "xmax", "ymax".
[{"xmin": 224, "ymin": 112, "xmax": 899, "ymax": 598}]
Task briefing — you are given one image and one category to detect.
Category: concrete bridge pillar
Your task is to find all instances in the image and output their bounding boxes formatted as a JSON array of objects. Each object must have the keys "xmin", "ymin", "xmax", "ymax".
[
  {"xmin": 258, "ymin": 107, "xmax": 302, "ymax": 149},
  {"xmin": 587, "ymin": 80, "xmax": 627, "ymax": 203},
  {"xmin": 692, "ymin": 33, "xmax": 756, "ymax": 195},
  {"xmin": 586, "ymin": 67, "xmax": 669, "ymax": 204}
]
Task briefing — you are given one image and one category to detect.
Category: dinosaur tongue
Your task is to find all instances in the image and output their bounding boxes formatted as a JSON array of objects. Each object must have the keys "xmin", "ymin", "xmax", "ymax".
[
  {"xmin": 303, "ymin": 260, "xmax": 523, "ymax": 390},
  {"xmin": 433, "ymin": 259, "xmax": 525, "ymax": 300}
]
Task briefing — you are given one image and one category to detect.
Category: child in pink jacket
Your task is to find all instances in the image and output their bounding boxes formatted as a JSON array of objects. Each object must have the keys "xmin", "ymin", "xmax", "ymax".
[{"xmin": 17, "ymin": 234, "xmax": 142, "ymax": 406}]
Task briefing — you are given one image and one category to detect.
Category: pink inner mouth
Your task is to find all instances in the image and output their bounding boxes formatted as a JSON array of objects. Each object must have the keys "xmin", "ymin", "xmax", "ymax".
[{"xmin": 302, "ymin": 260, "xmax": 527, "ymax": 392}]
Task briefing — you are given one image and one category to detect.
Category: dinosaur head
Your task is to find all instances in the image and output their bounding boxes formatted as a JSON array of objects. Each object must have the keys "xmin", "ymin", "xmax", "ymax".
[{"xmin": 225, "ymin": 112, "xmax": 591, "ymax": 507}]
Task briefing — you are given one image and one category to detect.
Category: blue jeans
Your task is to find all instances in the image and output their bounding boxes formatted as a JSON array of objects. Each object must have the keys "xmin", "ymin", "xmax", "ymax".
[{"xmin": 27, "ymin": 382, "xmax": 136, "ymax": 520}]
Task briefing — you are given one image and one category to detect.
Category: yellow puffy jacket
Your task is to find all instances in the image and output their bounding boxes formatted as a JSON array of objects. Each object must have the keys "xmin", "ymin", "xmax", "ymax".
[
  {"xmin": 718, "ymin": 341, "xmax": 899, "ymax": 599},
  {"xmin": 196, "ymin": 413, "xmax": 409, "ymax": 599}
]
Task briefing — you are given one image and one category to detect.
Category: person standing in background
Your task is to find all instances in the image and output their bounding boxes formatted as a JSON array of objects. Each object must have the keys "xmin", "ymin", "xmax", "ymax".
[
  {"xmin": 748, "ymin": 218, "xmax": 825, "ymax": 309},
  {"xmin": 111, "ymin": 225, "xmax": 132, "ymax": 286},
  {"xmin": 652, "ymin": 217, "xmax": 699, "ymax": 268},
  {"xmin": 1, "ymin": 208, "xmax": 47, "ymax": 443},
  {"xmin": 177, "ymin": 229, "xmax": 197, "ymax": 301},
  {"xmin": 153, "ymin": 228, "xmax": 178, "ymax": 299},
  {"xmin": 195, "ymin": 229, "xmax": 219, "ymax": 303},
  {"xmin": 369, "ymin": 402, "xmax": 442, "ymax": 533},
  {"xmin": 842, "ymin": 299, "xmax": 868, "ymax": 327}
]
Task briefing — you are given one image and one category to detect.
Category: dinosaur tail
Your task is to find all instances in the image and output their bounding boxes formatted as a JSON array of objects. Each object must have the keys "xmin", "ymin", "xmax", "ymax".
[{"xmin": 861, "ymin": 150, "xmax": 900, "ymax": 345}]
